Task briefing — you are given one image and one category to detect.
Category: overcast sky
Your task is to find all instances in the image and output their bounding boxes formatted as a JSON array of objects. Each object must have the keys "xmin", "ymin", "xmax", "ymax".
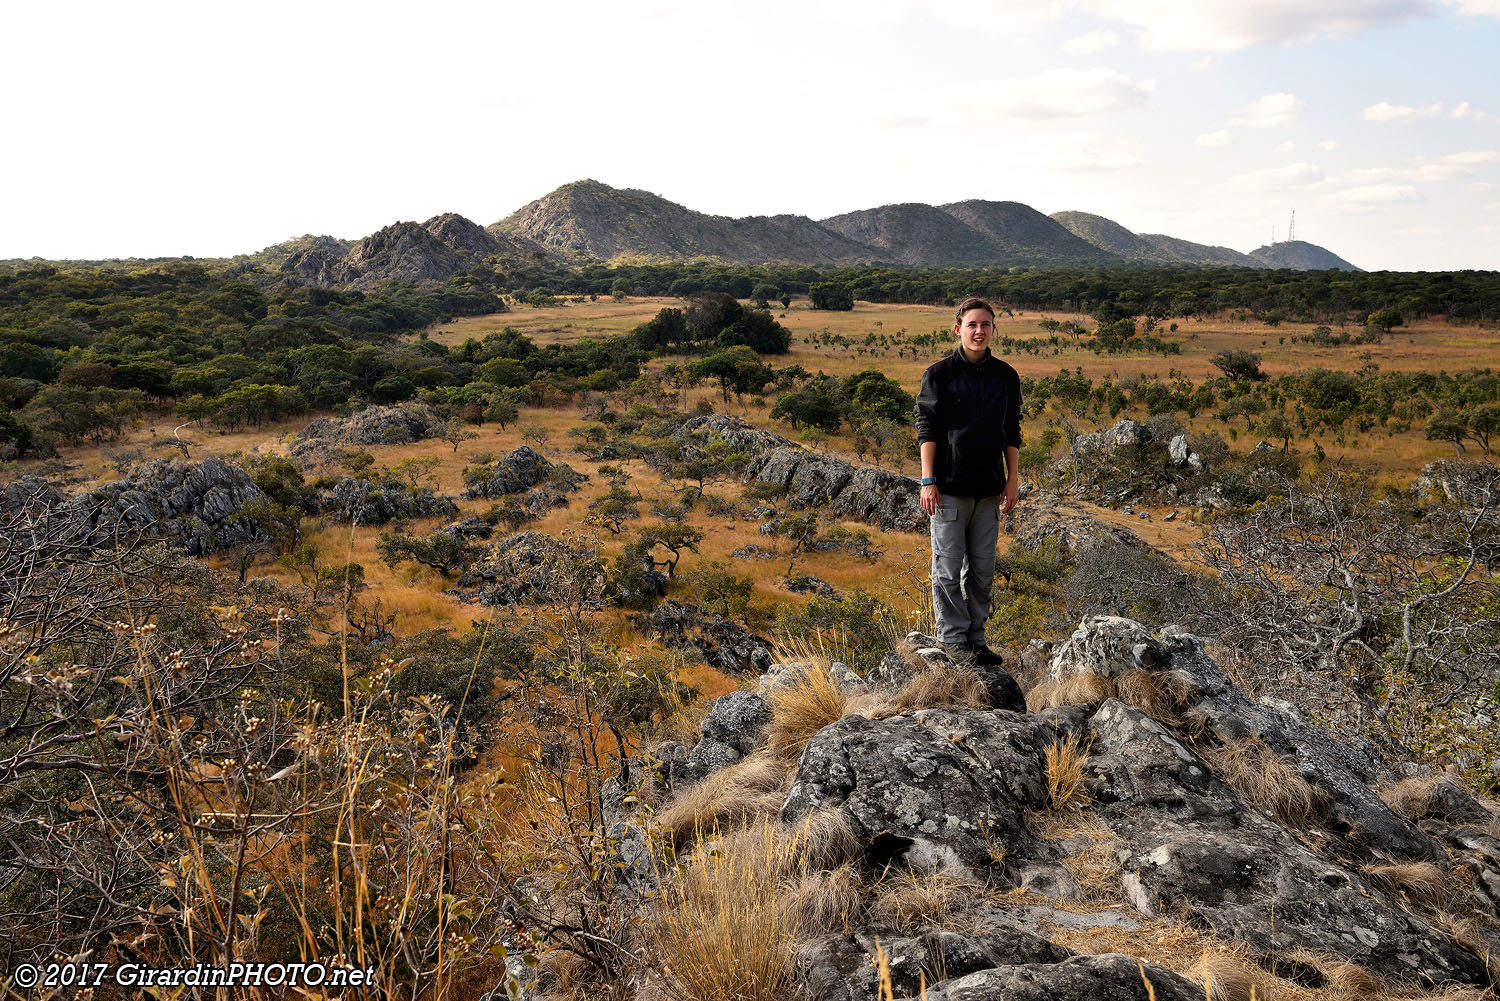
[{"xmin": 4, "ymin": 0, "xmax": 1498, "ymax": 270}]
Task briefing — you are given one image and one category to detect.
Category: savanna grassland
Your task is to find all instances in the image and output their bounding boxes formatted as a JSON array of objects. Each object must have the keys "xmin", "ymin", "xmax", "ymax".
[{"xmin": 5, "ymin": 262, "xmax": 1500, "ymax": 1000}]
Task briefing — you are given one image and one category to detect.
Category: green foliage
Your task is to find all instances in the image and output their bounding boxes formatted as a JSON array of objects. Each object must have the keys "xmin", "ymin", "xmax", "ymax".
[
  {"xmin": 774, "ymin": 590, "xmax": 897, "ymax": 675},
  {"xmin": 376, "ymin": 527, "xmax": 482, "ymax": 578},
  {"xmin": 680, "ymin": 560, "xmax": 755, "ymax": 619},
  {"xmin": 1211, "ymin": 350, "xmax": 1265, "ymax": 381},
  {"xmin": 808, "ymin": 283, "xmax": 854, "ymax": 311},
  {"xmin": 840, "ymin": 369, "xmax": 915, "ymax": 424}
]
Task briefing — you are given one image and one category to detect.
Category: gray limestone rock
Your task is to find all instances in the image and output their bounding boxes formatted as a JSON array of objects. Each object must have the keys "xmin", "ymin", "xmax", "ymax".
[
  {"xmin": 461, "ymin": 446, "xmax": 585, "ymax": 500},
  {"xmin": 292, "ymin": 404, "xmax": 440, "ymax": 458},
  {"xmin": 70, "ymin": 457, "xmax": 268, "ymax": 555},
  {"xmin": 1167, "ymin": 433, "xmax": 1190, "ymax": 466},
  {"xmin": 641, "ymin": 600, "xmax": 773, "ymax": 675},
  {"xmin": 1085, "ymin": 699, "xmax": 1486, "ymax": 985},
  {"xmin": 781, "ymin": 708, "xmax": 1070, "ymax": 875},
  {"xmin": 918, "ymin": 953, "xmax": 1202, "ymax": 1001},
  {"xmin": 326, "ymin": 476, "xmax": 458, "ymax": 525}
]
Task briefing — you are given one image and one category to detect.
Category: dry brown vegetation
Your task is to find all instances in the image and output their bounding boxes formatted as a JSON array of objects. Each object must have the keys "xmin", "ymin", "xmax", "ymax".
[
  {"xmin": 1045, "ymin": 732, "xmax": 1090, "ymax": 811},
  {"xmin": 1203, "ymin": 736, "xmax": 1327, "ymax": 828},
  {"xmin": 654, "ymin": 753, "xmax": 790, "ymax": 850}
]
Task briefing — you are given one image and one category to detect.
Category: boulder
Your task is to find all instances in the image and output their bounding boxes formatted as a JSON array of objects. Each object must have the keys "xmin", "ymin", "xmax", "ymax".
[
  {"xmin": 1416, "ymin": 459, "xmax": 1500, "ymax": 508},
  {"xmin": 327, "ymin": 477, "xmax": 458, "ymax": 525},
  {"xmin": 291, "ymin": 405, "xmax": 440, "ymax": 458},
  {"xmin": 800, "ymin": 924, "xmax": 1069, "ymax": 1001},
  {"xmin": 640, "ymin": 600, "xmax": 773, "ymax": 675},
  {"xmin": 71, "ymin": 457, "xmax": 268, "ymax": 555},
  {"xmin": 462, "ymin": 446, "xmax": 583, "ymax": 500},
  {"xmin": 1167, "ymin": 434, "xmax": 1190, "ymax": 467},
  {"xmin": 918, "ymin": 953, "xmax": 1202, "ymax": 1001},
  {"xmin": 781, "ymin": 707, "xmax": 1071, "ymax": 875},
  {"xmin": 1085, "ymin": 699, "xmax": 1487, "ymax": 985}
]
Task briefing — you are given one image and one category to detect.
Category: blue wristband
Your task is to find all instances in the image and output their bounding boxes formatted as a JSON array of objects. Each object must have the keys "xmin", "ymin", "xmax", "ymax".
[{"xmin": 920, "ymin": 477, "xmax": 936, "ymax": 486}]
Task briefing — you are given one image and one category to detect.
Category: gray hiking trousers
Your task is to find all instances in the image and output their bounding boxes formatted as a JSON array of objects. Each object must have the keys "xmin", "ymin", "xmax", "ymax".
[{"xmin": 929, "ymin": 493, "xmax": 1001, "ymax": 647}]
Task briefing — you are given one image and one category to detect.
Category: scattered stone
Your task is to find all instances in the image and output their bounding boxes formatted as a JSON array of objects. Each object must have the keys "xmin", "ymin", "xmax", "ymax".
[
  {"xmin": 785, "ymin": 573, "xmax": 840, "ymax": 598},
  {"xmin": 639, "ymin": 600, "xmax": 774, "ymax": 675},
  {"xmin": 1416, "ymin": 459, "xmax": 1500, "ymax": 508},
  {"xmin": 731, "ymin": 543, "xmax": 776, "ymax": 560}
]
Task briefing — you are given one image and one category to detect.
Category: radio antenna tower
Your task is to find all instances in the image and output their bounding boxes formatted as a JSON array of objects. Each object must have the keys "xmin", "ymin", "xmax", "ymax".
[{"xmin": 1287, "ymin": 209, "xmax": 1296, "ymax": 243}]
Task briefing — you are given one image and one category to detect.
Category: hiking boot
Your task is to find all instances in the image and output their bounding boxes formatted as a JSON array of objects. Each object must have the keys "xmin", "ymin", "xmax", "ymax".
[
  {"xmin": 938, "ymin": 641, "xmax": 976, "ymax": 664},
  {"xmin": 967, "ymin": 644, "xmax": 1006, "ymax": 667}
]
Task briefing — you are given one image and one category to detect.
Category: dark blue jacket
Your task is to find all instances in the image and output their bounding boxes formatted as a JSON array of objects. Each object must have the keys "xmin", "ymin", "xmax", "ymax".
[{"xmin": 914, "ymin": 347, "xmax": 1023, "ymax": 497}]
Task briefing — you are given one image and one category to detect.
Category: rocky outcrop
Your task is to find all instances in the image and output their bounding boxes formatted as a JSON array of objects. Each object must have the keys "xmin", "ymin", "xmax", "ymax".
[
  {"xmin": 1417, "ymin": 459, "xmax": 1500, "ymax": 508},
  {"xmin": 0, "ymin": 475, "xmax": 64, "ymax": 517},
  {"xmin": 276, "ymin": 235, "xmax": 354, "ymax": 286},
  {"xmin": 291, "ymin": 405, "xmax": 442, "ymax": 460},
  {"xmin": 451, "ymin": 532, "xmax": 597, "ymax": 607},
  {"xmin": 675, "ymin": 415, "xmax": 923, "ymax": 532},
  {"xmin": 70, "ymin": 457, "xmax": 268, "ymax": 555},
  {"xmin": 639, "ymin": 599, "xmax": 774, "ymax": 676},
  {"xmin": 326, "ymin": 477, "xmax": 458, "ymax": 525},
  {"xmin": 612, "ymin": 614, "xmax": 1500, "ymax": 1000},
  {"xmin": 462, "ymin": 446, "xmax": 586, "ymax": 501}
]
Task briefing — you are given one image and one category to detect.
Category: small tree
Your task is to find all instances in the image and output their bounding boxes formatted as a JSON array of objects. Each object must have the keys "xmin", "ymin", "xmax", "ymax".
[
  {"xmin": 376, "ymin": 528, "xmax": 482, "ymax": 578},
  {"xmin": 440, "ymin": 417, "xmax": 480, "ymax": 452}
]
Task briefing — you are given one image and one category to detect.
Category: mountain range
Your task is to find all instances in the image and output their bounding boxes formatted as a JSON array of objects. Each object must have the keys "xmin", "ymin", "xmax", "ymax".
[{"xmin": 242, "ymin": 179, "xmax": 1359, "ymax": 289}]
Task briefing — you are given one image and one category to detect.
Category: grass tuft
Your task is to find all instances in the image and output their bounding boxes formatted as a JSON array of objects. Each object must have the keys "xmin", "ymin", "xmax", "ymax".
[
  {"xmin": 1361, "ymin": 861, "xmax": 1449, "ymax": 909},
  {"xmin": 1045, "ymin": 732, "xmax": 1089, "ymax": 811},
  {"xmin": 1379, "ymin": 776, "xmax": 1439, "ymax": 820},
  {"xmin": 1287, "ymin": 950, "xmax": 1386, "ymax": 998},
  {"xmin": 869, "ymin": 867, "xmax": 982, "ymax": 930},
  {"xmin": 765, "ymin": 662, "xmax": 853, "ymax": 760},
  {"xmin": 648, "ymin": 816, "xmax": 806, "ymax": 1001},
  {"xmin": 654, "ymin": 754, "xmax": 790, "ymax": 850},
  {"xmin": 1203, "ymin": 736, "xmax": 1326, "ymax": 828},
  {"xmin": 1190, "ymin": 947, "xmax": 1277, "ymax": 1001},
  {"xmin": 1026, "ymin": 673, "xmax": 1115, "ymax": 712},
  {"xmin": 886, "ymin": 663, "xmax": 991, "ymax": 715}
]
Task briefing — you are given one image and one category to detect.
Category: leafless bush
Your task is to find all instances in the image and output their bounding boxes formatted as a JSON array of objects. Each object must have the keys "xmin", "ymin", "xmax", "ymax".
[{"xmin": 1194, "ymin": 461, "xmax": 1500, "ymax": 769}]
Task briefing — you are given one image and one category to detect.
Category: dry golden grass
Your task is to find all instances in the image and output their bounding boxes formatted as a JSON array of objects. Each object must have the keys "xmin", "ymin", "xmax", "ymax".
[
  {"xmin": 1191, "ymin": 947, "xmax": 1279, "ymax": 1001},
  {"xmin": 1045, "ymin": 732, "xmax": 1089, "ymax": 811},
  {"xmin": 765, "ymin": 663, "xmax": 854, "ymax": 760},
  {"xmin": 791, "ymin": 863, "xmax": 863, "ymax": 933},
  {"xmin": 1429, "ymin": 911, "xmax": 1500, "ymax": 984},
  {"xmin": 1362, "ymin": 861, "xmax": 1450, "ymax": 909},
  {"xmin": 787, "ymin": 808, "xmax": 862, "ymax": 872},
  {"xmin": 647, "ymin": 816, "xmax": 807, "ymax": 1001},
  {"xmin": 654, "ymin": 753, "xmax": 790, "ymax": 850},
  {"xmin": 1287, "ymin": 951, "xmax": 1386, "ymax": 998},
  {"xmin": 1203, "ymin": 736, "xmax": 1326, "ymax": 828},
  {"xmin": 886, "ymin": 663, "xmax": 991, "ymax": 715},
  {"xmin": 868, "ymin": 867, "xmax": 984, "ymax": 931},
  {"xmin": 1029, "ymin": 813, "xmax": 1125, "ymax": 904},
  {"xmin": 1026, "ymin": 672, "xmax": 1116, "ymax": 712},
  {"xmin": 1380, "ymin": 776, "xmax": 1441, "ymax": 820}
]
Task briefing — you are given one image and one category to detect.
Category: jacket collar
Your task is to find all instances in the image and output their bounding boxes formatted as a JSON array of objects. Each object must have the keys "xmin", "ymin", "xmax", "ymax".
[{"xmin": 954, "ymin": 345, "xmax": 992, "ymax": 365}]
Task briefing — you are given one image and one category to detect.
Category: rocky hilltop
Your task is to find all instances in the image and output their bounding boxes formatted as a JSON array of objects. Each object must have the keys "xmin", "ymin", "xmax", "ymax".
[
  {"xmin": 513, "ymin": 615, "xmax": 1500, "ymax": 1000},
  {"xmin": 215, "ymin": 181, "xmax": 1363, "ymax": 291}
]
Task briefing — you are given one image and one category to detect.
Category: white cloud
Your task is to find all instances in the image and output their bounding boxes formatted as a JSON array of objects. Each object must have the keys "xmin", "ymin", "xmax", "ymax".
[
  {"xmin": 1231, "ymin": 93, "xmax": 1307, "ymax": 128},
  {"xmin": 1442, "ymin": 0, "xmax": 1500, "ymax": 15},
  {"xmin": 1469, "ymin": 181, "xmax": 1494, "ymax": 191},
  {"xmin": 1196, "ymin": 129, "xmax": 1233, "ymax": 147},
  {"xmin": 1325, "ymin": 183, "xmax": 1422, "ymax": 210},
  {"xmin": 1346, "ymin": 151, "xmax": 1500, "ymax": 183},
  {"xmin": 1189, "ymin": 55, "xmax": 1214, "ymax": 71},
  {"xmin": 1082, "ymin": 0, "xmax": 1429, "ymax": 52},
  {"xmin": 1318, "ymin": 139, "xmax": 1343, "ymax": 151},
  {"xmin": 1451, "ymin": 102, "xmax": 1500, "ymax": 123},
  {"xmin": 1488, "ymin": 201, "xmax": 1500, "ymax": 210},
  {"xmin": 1276, "ymin": 141, "xmax": 1296, "ymax": 153},
  {"xmin": 985, "ymin": 68, "xmax": 1156, "ymax": 120},
  {"xmin": 1363, "ymin": 101, "xmax": 1445, "ymax": 122},
  {"xmin": 1231, "ymin": 162, "xmax": 1325, "ymax": 189},
  {"xmin": 1062, "ymin": 28, "xmax": 1119, "ymax": 54}
]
